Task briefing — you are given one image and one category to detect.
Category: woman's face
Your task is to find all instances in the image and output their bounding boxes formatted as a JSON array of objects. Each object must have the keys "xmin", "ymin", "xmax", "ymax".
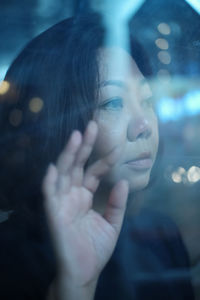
[{"xmin": 92, "ymin": 47, "xmax": 159, "ymax": 192}]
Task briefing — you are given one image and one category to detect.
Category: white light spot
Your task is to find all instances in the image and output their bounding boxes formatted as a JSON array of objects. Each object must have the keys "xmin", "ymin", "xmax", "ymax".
[
  {"xmin": 158, "ymin": 51, "xmax": 171, "ymax": 64},
  {"xmin": 187, "ymin": 166, "xmax": 200, "ymax": 183},
  {"xmin": 155, "ymin": 38, "xmax": 169, "ymax": 50},
  {"xmin": 157, "ymin": 23, "xmax": 171, "ymax": 35}
]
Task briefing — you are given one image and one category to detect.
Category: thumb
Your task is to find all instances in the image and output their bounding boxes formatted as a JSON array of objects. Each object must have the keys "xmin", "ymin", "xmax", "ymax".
[{"xmin": 103, "ymin": 180, "xmax": 129, "ymax": 235}]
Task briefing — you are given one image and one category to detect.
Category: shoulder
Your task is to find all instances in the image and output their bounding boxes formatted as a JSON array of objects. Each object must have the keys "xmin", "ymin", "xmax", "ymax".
[
  {"xmin": 125, "ymin": 208, "xmax": 191, "ymax": 268},
  {"xmin": 96, "ymin": 209, "xmax": 195, "ymax": 300}
]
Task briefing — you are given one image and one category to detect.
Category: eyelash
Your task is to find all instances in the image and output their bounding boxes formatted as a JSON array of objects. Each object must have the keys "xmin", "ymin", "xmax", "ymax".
[{"xmin": 100, "ymin": 97, "xmax": 123, "ymax": 110}]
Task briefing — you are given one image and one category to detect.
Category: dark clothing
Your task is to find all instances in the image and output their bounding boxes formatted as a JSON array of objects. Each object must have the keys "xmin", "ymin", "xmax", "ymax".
[
  {"xmin": 96, "ymin": 209, "xmax": 194, "ymax": 300},
  {"xmin": 0, "ymin": 209, "xmax": 194, "ymax": 300}
]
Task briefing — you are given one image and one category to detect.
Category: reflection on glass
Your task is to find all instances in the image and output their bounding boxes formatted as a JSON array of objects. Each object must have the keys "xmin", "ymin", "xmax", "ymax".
[
  {"xmin": 157, "ymin": 22, "xmax": 171, "ymax": 35},
  {"xmin": 158, "ymin": 51, "xmax": 171, "ymax": 65},
  {"xmin": 29, "ymin": 97, "xmax": 44, "ymax": 113},
  {"xmin": 155, "ymin": 38, "xmax": 169, "ymax": 50},
  {"xmin": 187, "ymin": 166, "xmax": 200, "ymax": 183},
  {"xmin": 0, "ymin": 1, "xmax": 200, "ymax": 299},
  {"xmin": 0, "ymin": 80, "xmax": 10, "ymax": 95},
  {"xmin": 185, "ymin": 0, "xmax": 200, "ymax": 15}
]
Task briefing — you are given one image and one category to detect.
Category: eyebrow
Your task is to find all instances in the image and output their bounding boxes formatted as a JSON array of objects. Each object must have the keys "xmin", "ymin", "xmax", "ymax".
[
  {"xmin": 99, "ymin": 78, "xmax": 151, "ymax": 91},
  {"xmin": 99, "ymin": 80, "xmax": 127, "ymax": 89}
]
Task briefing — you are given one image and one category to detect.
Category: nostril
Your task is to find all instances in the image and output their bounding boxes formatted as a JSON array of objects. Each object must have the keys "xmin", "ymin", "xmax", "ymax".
[
  {"xmin": 137, "ymin": 127, "xmax": 151, "ymax": 139},
  {"xmin": 127, "ymin": 118, "xmax": 151, "ymax": 142}
]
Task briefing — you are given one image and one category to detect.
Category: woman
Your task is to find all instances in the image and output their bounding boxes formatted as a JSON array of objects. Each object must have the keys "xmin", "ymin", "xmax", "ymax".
[{"xmin": 0, "ymin": 9, "xmax": 194, "ymax": 300}]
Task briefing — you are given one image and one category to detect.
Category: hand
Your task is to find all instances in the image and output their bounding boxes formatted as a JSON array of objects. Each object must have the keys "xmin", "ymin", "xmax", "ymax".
[{"xmin": 43, "ymin": 121, "xmax": 129, "ymax": 287}]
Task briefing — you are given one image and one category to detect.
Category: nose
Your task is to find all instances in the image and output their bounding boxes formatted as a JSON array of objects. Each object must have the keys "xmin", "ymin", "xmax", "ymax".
[{"xmin": 127, "ymin": 115, "xmax": 152, "ymax": 142}]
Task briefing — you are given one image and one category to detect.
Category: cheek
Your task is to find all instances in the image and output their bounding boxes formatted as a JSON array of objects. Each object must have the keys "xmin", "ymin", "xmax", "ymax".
[
  {"xmin": 152, "ymin": 116, "xmax": 159, "ymax": 151},
  {"xmin": 147, "ymin": 116, "xmax": 159, "ymax": 166},
  {"xmin": 93, "ymin": 113, "xmax": 127, "ymax": 158}
]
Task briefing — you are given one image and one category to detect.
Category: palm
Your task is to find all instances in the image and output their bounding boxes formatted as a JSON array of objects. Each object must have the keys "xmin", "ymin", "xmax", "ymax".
[
  {"xmin": 43, "ymin": 121, "xmax": 128, "ymax": 286},
  {"xmin": 58, "ymin": 199, "xmax": 116, "ymax": 284}
]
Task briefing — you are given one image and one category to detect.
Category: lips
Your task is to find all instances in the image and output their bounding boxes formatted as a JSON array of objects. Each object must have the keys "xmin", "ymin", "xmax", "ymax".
[{"xmin": 125, "ymin": 152, "xmax": 153, "ymax": 170}]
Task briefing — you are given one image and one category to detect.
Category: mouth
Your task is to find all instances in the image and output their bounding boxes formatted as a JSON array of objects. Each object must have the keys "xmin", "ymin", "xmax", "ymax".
[{"xmin": 125, "ymin": 152, "xmax": 153, "ymax": 171}]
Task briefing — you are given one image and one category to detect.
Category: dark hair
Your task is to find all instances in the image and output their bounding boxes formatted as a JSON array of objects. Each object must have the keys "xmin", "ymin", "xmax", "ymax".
[{"xmin": 0, "ymin": 13, "xmax": 152, "ymax": 224}]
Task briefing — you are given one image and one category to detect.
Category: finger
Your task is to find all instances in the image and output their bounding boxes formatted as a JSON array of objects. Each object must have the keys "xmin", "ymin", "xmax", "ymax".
[
  {"xmin": 42, "ymin": 164, "xmax": 60, "ymax": 220},
  {"xmin": 42, "ymin": 163, "xmax": 58, "ymax": 199},
  {"xmin": 75, "ymin": 121, "xmax": 98, "ymax": 167},
  {"xmin": 83, "ymin": 160, "xmax": 109, "ymax": 193},
  {"xmin": 83, "ymin": 145, "xmax": 123, "ymax": 193},
  {"xmin": 71, "ymin": 121, "xmax": 98, "ymax": 186},
  {"xmin": 56, "ymin": 130, "xmax": 82, "ymax": 176},
  {"xmin": 103, "ymin": 180, "xmax": 129, "ymax": 235}
]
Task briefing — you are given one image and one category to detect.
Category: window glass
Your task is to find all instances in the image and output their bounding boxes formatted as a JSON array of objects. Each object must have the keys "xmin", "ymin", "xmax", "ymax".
[{"xmin": 0, "ymin": 1, "xmax": 200, "ymax": 299}]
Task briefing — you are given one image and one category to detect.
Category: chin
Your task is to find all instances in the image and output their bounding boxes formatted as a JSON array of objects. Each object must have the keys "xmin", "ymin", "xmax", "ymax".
[
  {"xmin": 102, "ymin": 166, "xmax": 151, "ymax": 192},
  {"xmin": 127, "ymin": 173, "xmax": 150, "ymax": 193},
  {"xmin": 128, "ymin": 176, "xmax": 150, "ymax": 192}
]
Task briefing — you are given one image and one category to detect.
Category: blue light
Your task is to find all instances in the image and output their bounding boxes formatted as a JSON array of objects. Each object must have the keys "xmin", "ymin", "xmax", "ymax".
[
  {"xmin": 157, "ymin": 90, "xmax": 200, "ymax": 122},
  {"xmin": 185, "ymin": 0, "xmax": 200, "ymax": 15},
  {"xmin": 184, "ymin": 90, "xmax": 200, "ymax": 115},
  {"xmin": 157, "ymin": 97, "xmax": 177, "ymax": 122}
]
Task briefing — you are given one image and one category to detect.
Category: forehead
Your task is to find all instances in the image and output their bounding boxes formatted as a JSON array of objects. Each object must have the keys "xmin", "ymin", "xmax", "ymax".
[{"xmin": 97, "ymin": 47, "xmax": 144, "ymax": 83}]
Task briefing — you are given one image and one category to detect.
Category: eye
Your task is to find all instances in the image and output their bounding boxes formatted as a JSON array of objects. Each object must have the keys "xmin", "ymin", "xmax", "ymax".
[{"xmin": 100, "ymin": 97, "xmax": 123, "ymax": 110}]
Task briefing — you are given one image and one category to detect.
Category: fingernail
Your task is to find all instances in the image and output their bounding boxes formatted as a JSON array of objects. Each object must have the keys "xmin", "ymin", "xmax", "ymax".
[{"xmin": 72, "ymin": 130, "xmax": 81, "ymax": 143}]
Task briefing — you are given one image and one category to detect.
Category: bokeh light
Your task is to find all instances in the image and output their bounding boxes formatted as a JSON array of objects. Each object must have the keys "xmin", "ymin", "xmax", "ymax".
[
  {"xmin": 184, "ymin": 90, "xmax": 200, "ymax": 115},
  {"xmin": 157, "ymin": 23, "xmax": 171, "ymax": 35},
  {"xmin": 0, "ymin": 80, "xmax": 10, "ymax": 95},
  {"xmin": 172, "ymin": 172, "xmax": 182, "ymax": 183},
  {"xmin": 156, "ymin": 88, "xmax": 200, "ymax": 122},
  {"xmin": 171, "ymin": 167, "xmax": 186, "ymax": 183},
  {"xmin": 157, "ymin": 69, "xmax": 171, "ymax": 83},
  {"xmin": 171, "ymin": 166, "xmax": 200, "ymax": 184},
  {"xmin": 155, "ymin": 38, "xmax": 169, "ymax": 50},
  {"xmin": 29, "ymin": 97, "xmax": 44, "ymax": 113},
  {"xmin": 187, "ymin": 166, "xmax": 200, "ymax": 183},
  {"xmin": 158, "ymin": 51, "xmax": 171, "ymax": 64},
  {"xmin": 157, "ymin": 69, "xmax": 170, "ymax": 77}
]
